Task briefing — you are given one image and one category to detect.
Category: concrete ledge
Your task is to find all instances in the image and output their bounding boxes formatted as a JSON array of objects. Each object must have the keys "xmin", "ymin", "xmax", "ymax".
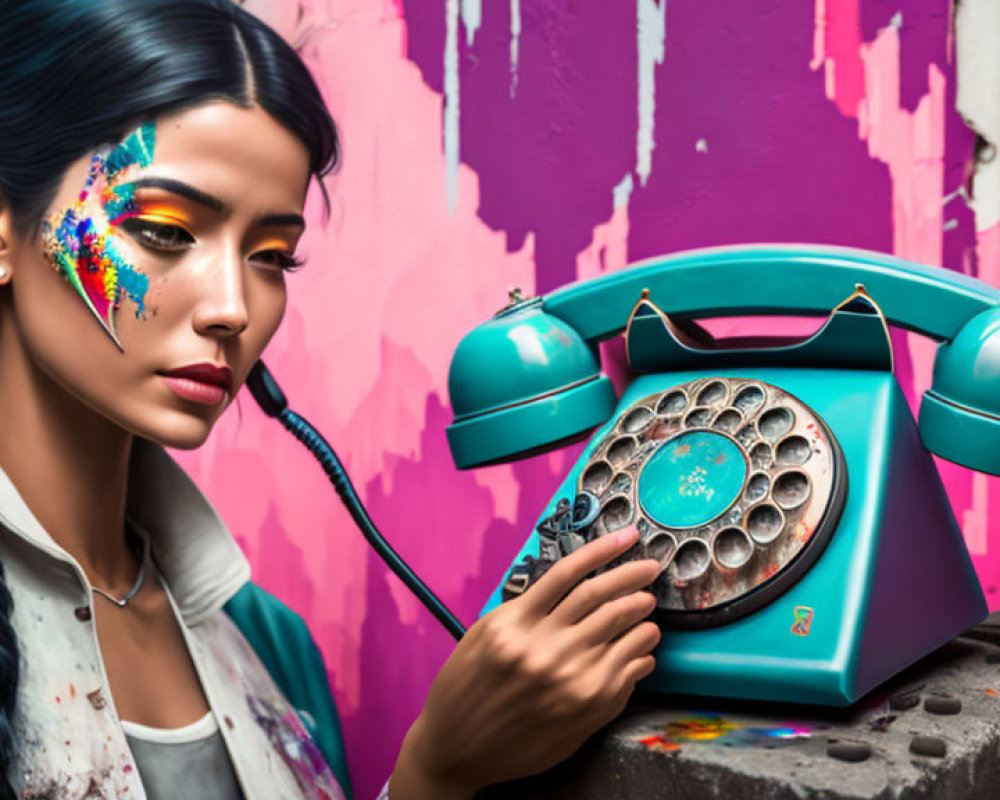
[{"xmin": 482, "ymin": 632, "xmax": 1000, "ymax": 799}]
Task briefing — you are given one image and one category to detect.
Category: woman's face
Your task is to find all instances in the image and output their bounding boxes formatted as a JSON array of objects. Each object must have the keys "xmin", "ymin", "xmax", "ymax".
[{"xmin": 3, "ymin": 102, "xmax": 312, "ymax": 448}]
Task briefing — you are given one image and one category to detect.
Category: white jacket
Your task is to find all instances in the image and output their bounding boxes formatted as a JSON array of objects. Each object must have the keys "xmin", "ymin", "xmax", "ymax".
[{"xmin": 0, "ymin": 438, "xmax": 348, "ymax": 799}]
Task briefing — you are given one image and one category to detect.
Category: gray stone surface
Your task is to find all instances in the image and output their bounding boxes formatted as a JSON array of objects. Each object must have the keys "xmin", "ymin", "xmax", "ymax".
[{"xmin": 481, "ymin": 629, "xmax": 1000, "ymax": 799}]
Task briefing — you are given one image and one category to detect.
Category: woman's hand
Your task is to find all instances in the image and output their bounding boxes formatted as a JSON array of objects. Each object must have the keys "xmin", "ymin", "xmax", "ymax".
[{"xmin": 388, "ymin": 525, "xmax": 661, "ymax": 799}]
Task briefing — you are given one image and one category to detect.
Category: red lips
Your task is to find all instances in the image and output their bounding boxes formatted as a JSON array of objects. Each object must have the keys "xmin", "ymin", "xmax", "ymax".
[{"xmin": 160, "ymin": 363, "xmax": 234, "ymax": 392}]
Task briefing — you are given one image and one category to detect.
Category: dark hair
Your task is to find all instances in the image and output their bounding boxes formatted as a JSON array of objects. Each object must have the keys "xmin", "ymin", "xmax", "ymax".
[
  {"xmin": 0, "ymin": 1, "xmax": 338, "ymax": 794},
  {"xmin": 0, "ymin": 0, "xmax": 338, "ymax": 236},
  {"xmin": 0, "ymin": 564, "xmax": 15, "ymax": 800}
]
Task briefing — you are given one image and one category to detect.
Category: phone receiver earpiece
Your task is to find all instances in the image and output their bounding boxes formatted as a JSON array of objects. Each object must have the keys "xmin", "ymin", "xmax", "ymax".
[
  {"xmin": 447, "ymin": 295, "xmax": 617, "ymax": 469},
  {"xmin": 920, "ymin": 307, "xmax": 1000, "ymax": 476}
]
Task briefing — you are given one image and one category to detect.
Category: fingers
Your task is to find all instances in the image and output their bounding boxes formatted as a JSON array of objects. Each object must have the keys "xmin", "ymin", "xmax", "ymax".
[
  {"xmin": 601, "ymin": 620, "xmax": 661, "ymax": 674},
  {"xmin": 623, "ymin": 653, "xmax": 658, "ymax": 686},
  {"xmin": 548, "ymin": 557, "xmax": 660, "ymax": 625},
  {"xmin": 577, "ymin": 650, "xmax": 659, "ymax": 733},
  {"xmin": 520, "ymin": 525, "xmax": 643, "ymax": 616},
  {"xmin": 605, "ymin": 654, "xmax": 658, "ymax": 720},
  {"xmin": 570, "ymin": 589, "xmax": 657, "ymax": 646}
]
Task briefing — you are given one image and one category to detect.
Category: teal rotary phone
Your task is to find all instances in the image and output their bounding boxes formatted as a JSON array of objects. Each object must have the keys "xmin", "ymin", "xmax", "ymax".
[{"xmin": 446, "ymin": 244, "xmax": 1000, "ymax": 707}]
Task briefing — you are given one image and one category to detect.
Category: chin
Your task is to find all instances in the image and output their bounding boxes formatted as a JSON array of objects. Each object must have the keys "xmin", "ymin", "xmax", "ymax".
[
  {"xmin": 132, "ymin": 412, "xmax": 218, "ymax": 451},
  {"xmin": 159, "ymin": 430, "xmax": 214, "ymax": 451}
]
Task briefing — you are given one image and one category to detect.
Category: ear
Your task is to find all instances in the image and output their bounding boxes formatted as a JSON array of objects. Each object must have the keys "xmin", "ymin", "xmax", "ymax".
[{"xmin": 0, "ymin": 193, "xmax": 12, "ymax": 286}]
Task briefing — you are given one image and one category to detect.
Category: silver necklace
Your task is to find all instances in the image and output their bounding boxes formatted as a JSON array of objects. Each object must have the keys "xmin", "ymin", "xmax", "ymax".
[{"xmin": 91, "ymin": 535, "xmax": 149, "ymax": 608}]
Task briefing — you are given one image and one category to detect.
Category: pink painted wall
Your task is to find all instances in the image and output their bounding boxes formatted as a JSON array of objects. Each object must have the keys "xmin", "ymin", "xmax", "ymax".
[{"xmin": 175, "ymin": 2, "xmax": 998, "ymax": 796}]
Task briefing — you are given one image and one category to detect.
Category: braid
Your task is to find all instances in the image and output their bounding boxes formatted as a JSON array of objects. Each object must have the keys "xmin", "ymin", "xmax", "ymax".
[{"xmin": 0, "ymin": 561, "xmax": 19, "ymax": 800}]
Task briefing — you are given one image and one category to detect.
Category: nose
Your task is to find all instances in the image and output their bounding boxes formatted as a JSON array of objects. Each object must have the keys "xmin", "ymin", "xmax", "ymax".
[{"xmin": 191, "ymin": 244, "xmax": 249, "ymax": 338}]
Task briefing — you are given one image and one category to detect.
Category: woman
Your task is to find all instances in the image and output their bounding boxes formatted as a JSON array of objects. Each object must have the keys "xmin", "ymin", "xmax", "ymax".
[{"xmin": 0, "ymin": 1, "xmax": 662, "ymax": 798}]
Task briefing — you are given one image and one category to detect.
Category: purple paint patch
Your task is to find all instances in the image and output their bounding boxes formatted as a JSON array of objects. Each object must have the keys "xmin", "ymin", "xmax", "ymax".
[
  {"xmin": 247, "ymin": 695, "xmax": 345, "ymax": 800},
  {"xmin": 627, "ymin": 2, "xmax": 893, "ymax": 263},
  {"xmin": 402, "ymin": 1, "xmax": 897, "ymax": 293},
  {"xmin": 404, "ymin": 0, "xmax": 637, "ymax": 290}
]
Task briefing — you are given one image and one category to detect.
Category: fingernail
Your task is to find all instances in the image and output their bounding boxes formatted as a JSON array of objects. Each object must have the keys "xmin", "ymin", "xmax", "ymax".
[{"xmin": 613, "ymin": 525, "xmax": 640, "ymax": 547}]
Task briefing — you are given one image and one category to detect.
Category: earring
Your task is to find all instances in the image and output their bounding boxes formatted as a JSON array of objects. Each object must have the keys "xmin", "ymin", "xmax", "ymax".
[{"xmin": 0, "ymin": 267, "xmax": 7, "ymax": 281}]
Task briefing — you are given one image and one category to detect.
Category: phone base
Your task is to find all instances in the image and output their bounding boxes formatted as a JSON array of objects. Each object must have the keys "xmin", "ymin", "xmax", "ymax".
[{"xmin": 482, "ymin": 368, "xmax": 988, "ymax": 706}]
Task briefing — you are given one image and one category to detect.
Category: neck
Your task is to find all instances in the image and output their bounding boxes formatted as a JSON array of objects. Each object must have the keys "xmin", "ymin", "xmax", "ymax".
[{"xmin": 0, "ymin": 315, "xmax": 136, "ymax": 590}]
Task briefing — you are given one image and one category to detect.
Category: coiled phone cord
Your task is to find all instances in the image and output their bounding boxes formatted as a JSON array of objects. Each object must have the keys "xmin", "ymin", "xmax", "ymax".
[{"xmin": 246, "ymin": 361, "xmax": 466, "ymax": 642}]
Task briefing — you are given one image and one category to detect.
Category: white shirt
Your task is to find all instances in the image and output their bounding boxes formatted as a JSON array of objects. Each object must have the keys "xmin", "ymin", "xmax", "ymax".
[{"xmin": 124, "ymin": 712, "xmax": 244, "ymax": 799}]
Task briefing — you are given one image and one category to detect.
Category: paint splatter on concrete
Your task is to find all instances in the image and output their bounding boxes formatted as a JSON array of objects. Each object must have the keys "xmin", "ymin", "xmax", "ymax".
[{"xmin": 635, "ymin": 715, "xmax": 812, "ymax": 751}]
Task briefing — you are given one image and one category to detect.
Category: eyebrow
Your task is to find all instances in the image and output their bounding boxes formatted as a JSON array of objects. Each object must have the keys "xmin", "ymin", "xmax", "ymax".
[
  {"xmin": 132, "ymin": 177, "xmax": 223, "ymax": 211},
  {"xmin": 131, "ymin": 177, "xmax": 305, "ymax": 228},
  {"xmin": 258, "ymin": 213, "xmax": 306, "ymax": 228}
]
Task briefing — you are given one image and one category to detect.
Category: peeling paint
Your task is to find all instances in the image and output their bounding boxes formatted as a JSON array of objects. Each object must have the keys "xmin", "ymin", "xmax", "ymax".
[
  {"xmin": 461, "ymin": 0, "xmax": 481, "ymax": 47},
  {"xmin": 810, "ymin": 0, "xmax": 864, "ymax": 117},
  {"xmin": 444, "ymin": 0, "xmax": 461, "ymax": 212},
  {"xmin": 613, "ymin": 173, "xmax": 635, "ymax": 209},
  {"xmin": 636, "ymin": 0, "xmax": 667, "ymax": 185},
  {"xmin": 956, "ymin": 0, "xmax": 1000, "ymax": 231},
  {"xmin": 812, "ymin": 3, "xmax": 947, "ymax": 315},
  {"xmin": 577, "ymin": 176, "xmax": 632, "ymax": 282},
  {"xmin": 509, "ymin": 0, "xmax": 521, "ymax": 98},
  {"xmin": 858, "ymin": 25, "xmax": 945, "ymax": 270},
  {"xmin": 965, "ymin": 472, "xmax": 990, "ymax": 555}
]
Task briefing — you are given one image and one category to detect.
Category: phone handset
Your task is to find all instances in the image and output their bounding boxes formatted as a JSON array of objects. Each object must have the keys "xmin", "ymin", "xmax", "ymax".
[{"xmin": 446, "ymin": 244, "xmax": 1000, "ymax": 475}]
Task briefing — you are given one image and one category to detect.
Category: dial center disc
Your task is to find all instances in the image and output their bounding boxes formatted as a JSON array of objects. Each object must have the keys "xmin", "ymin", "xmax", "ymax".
[{"xmin": 638, "ymin": 430, "xmax": 747, "ymax": 529}]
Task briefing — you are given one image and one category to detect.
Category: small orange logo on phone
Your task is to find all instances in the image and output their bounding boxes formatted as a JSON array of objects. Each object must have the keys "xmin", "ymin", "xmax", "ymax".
[{"xmin": 791, "ymin": 606, "xmax": 813, "ymax": 637}]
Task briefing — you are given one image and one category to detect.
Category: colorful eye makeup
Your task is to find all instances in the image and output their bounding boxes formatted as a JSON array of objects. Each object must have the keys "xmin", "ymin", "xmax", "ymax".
[
  {"xmin": 41, "ymin": 123, "xmax": 156, "ymax": 351},
  {"xmin": 250, "ymin": 238, "xmax": 305, "ymax": 271},
  {"xmin": 119, "ymin": 206, "xmax": 196, "ymax": 253}
]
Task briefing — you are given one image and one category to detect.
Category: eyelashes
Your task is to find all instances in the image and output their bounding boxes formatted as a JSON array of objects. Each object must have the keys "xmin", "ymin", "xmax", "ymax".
[
  {"xmin": 120, "ymin": 217, "xmax": 194, "ymax": 250},
  {"xmin": 118, "ymin": 217, "xmax": 305, "ymax": 272},
  {"xmin": 248, "ymin": 250, "xmax": 306, "ymax": 271}
]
